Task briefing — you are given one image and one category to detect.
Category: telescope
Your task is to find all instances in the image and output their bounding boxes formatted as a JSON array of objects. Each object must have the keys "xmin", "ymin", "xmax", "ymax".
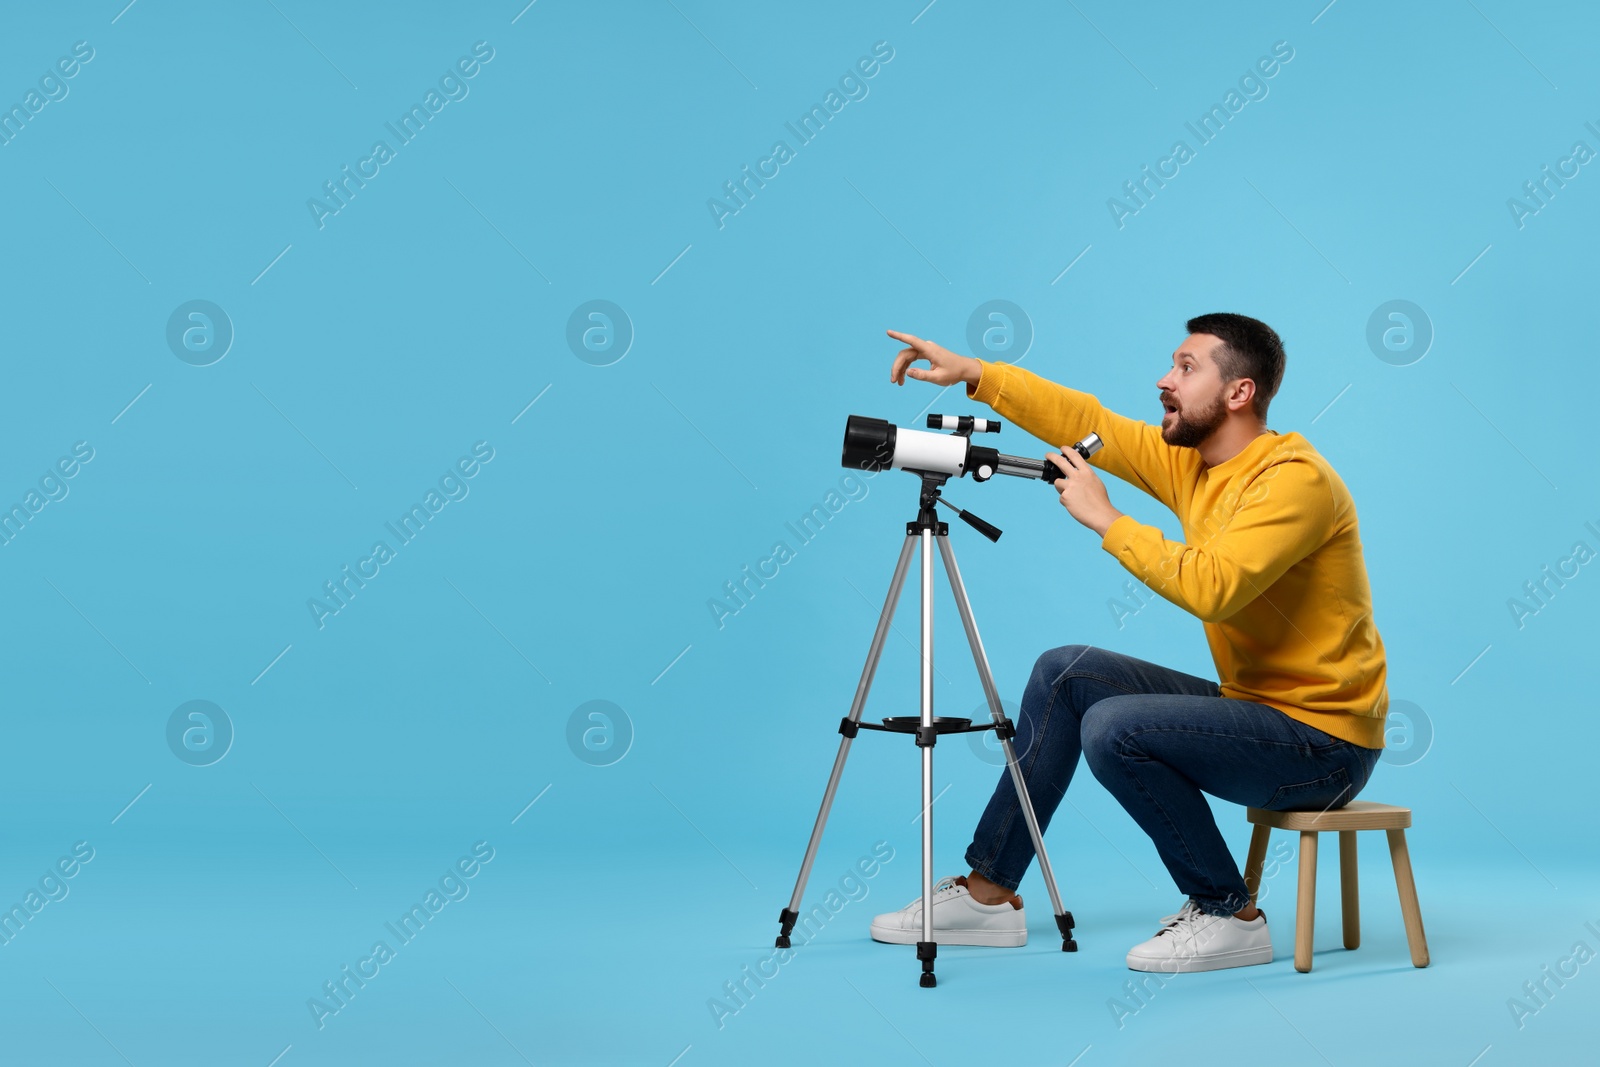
[
  {"xmin": 842, "ymin": 413, "xmax": 1102, "ymax": 483},
  {"xmin": 776, "ymin": 412, "xmax": 1100, "ymax": 982}
]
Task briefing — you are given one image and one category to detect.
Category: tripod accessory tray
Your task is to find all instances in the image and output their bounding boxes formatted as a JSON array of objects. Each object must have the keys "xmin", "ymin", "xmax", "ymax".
[
  {"xmin": 839, "ymin": 715, "xmax": 1016, "ymax": 738},
  {"xmin": 877, "ymin": 715, "xmax": 973, "ymax": 733}
]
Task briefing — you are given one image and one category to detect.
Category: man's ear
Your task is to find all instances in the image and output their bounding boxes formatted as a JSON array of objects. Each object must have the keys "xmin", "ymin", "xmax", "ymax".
[{"xmin": 1225, "ymin": 378, "xmax": 1256, "ymax": 414}]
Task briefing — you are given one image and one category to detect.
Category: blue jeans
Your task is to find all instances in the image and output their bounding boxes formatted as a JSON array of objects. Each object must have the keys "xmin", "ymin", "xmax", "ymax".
[{"xmin": 964, "ymin": 645, "xmax": 1382, "ymax": 917}]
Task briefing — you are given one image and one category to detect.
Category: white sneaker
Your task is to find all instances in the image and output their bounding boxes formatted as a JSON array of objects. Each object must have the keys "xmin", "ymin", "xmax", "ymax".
[
  {"xmin": 869, "ymin": 875, "xmax": 1027, "ymax": 947},
  {"xmin": 1125, "ymin": 900, "xmax": 1273, "ymax": 972}
]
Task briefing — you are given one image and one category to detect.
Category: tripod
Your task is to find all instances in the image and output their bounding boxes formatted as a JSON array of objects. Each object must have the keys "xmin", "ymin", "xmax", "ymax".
[{"xmin": 774, "ymin": 469, "xmax": 1077, "ymax": 987}]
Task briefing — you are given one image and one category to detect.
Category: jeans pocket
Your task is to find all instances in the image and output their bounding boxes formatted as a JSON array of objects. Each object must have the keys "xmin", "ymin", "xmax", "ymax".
[{"xmin": 1263, "ymin": 765, "xmax": 1354, "ymax": 812}]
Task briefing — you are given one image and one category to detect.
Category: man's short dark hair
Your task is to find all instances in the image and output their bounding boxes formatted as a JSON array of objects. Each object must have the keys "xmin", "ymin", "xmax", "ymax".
[{"xmin": 1185, "ymin": 312, "xmax": 1286, "ymax": 422}]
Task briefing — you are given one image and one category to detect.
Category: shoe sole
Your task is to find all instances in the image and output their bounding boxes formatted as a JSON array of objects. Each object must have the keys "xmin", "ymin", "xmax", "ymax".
[
  {"xmin": 1126, "ymin": 944, "xmax": 1273, "ymax": 973},
  {"xmin": 869, "ymin": 922, "xmax": 1026, "ymax": 948}
]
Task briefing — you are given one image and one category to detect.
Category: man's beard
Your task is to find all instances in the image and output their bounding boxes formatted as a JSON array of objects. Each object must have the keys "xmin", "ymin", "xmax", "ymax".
[{"xmin": 1161, "ymin": 390, "xmax": 1227, "ymax": 448}]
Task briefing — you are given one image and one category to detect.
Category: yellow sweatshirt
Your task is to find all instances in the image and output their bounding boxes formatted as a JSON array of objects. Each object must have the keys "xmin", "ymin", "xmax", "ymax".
[{"xmin": 967, "ymin": 360, "xmax": 1388, "ymax": 749}]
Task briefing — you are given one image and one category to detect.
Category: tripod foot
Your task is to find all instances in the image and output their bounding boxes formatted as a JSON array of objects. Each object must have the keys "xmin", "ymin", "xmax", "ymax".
[
  {"xmin": 1056, "ymin": 911, "xmax": 1078, "ymax": 952},
  {"xmin": 775, "ymin": 907, "xmax": 799, "ymax": 949},
  {"xmin": 917, "ymin": 941, "xmax": 937, "ymax": 988},
  {"xmin": 920, "ymin": 972, "xmax": 937, "ymax": 988}
]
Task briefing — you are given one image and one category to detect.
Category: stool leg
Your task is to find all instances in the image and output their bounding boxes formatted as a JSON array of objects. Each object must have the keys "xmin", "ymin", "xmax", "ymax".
[
  {"xmin": 1295, "ymin": 830, "xmax": 1317, "ymax": 973},
  {"xmin": 1386, "ymin": 828, "xmax": 1430, "ymax": 968},
  {"xmin": 1339, "ymin": 830, "xmax": 1360, "ymax": 950},
  {"xmin": 1244, "ymin": 824, "xmax": 1271, "ymax": 908}
]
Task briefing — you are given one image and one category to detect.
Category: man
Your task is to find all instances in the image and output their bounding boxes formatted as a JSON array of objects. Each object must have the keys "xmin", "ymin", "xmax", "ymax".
[{"xmin": 868, "ymin": 313, "xmax": 1388, "ymax": 972}]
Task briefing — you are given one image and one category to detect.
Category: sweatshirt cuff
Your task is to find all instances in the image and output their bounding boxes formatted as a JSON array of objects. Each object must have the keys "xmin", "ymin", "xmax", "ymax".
[
  {"xmin": 966, "ymin": 360, "xmax": 1002, "ymax": 406},
  {"xmin": 1100, "ymin": 513, "xmax": 1141, "ymax": 554}
]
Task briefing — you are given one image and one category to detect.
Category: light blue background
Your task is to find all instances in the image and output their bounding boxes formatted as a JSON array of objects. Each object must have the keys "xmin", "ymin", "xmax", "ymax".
[{"xmin": 1, "ymin": 1, "xmax": 1595, "ymax": 1064}]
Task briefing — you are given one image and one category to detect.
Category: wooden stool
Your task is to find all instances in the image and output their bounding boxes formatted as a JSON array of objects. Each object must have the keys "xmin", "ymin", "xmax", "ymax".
[{"xmin": 1242, "ymin": 801, "xmax": 1429, "ymax": 973}]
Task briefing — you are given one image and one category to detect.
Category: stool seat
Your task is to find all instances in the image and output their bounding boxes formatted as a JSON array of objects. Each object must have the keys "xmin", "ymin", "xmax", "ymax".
[
  {"xmin": 1247, "ymin": 800, "xmax": 1411, "ymax": 832},
  {"xmin": 1243, "ymin": 799, "xmax": 1429, "ymax": 972}
]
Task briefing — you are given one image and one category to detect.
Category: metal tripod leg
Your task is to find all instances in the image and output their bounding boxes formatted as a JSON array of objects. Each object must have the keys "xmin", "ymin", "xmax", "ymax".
[
  {"xmin": 775, "ymin": 534, "xmax": 918, "ymax": 949},
  {"xmin": 937, "ymin": 534, "xmax": 1078, "ymax": 951},
  {"xmin": 916, "ymin": 527, "xmax": 938, "ymax": 987}
]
